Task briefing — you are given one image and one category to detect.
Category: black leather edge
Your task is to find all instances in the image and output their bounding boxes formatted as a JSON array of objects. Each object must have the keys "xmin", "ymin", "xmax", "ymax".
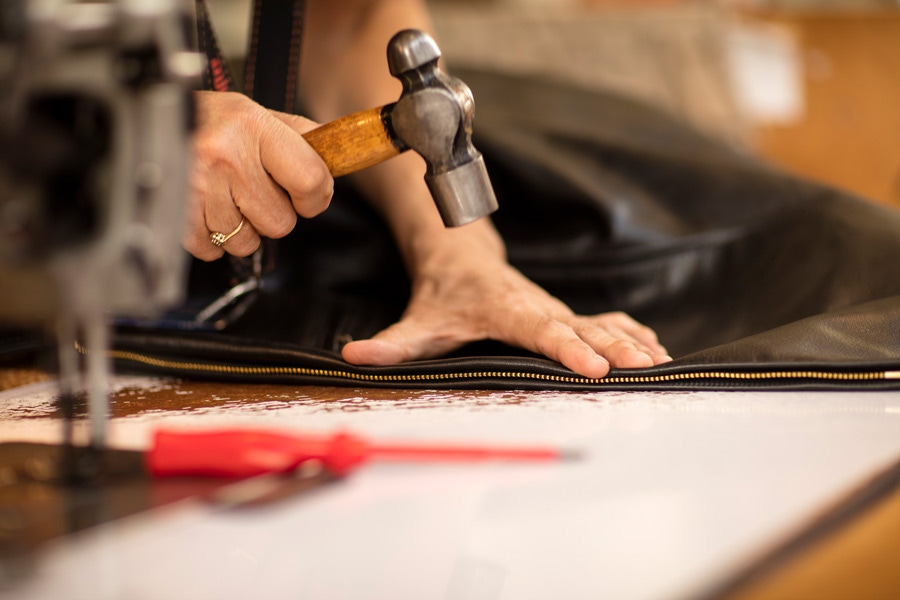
[{"xmin": 110, "ymin": 330, "xmax": 900, "ymax": 391}]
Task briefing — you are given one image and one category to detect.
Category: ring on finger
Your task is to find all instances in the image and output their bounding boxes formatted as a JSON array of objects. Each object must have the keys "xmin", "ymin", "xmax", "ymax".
[{"xmin": 209, "ymin": 217, "xmax": 245, "ymax": 248}]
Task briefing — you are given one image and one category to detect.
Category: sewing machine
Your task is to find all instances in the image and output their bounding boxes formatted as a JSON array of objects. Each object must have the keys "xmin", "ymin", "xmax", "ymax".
[{"xmin": 0, "ymin": 0, "xmax": 201, "ymax": 451}]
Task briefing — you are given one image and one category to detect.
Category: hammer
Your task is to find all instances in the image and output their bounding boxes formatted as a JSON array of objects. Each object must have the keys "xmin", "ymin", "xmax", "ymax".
[{"xmin": 301, "ymin": 29, "xmax": 498, "ymax": 227}]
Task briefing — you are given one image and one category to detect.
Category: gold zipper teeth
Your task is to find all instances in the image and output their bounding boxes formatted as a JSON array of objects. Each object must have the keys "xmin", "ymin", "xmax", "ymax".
[{"xmin": 104, "ymin": 348, "xmax": 889, "ymax": 386}]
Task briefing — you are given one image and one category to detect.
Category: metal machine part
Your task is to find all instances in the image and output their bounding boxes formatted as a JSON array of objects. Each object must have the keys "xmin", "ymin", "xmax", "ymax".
[{"xmin": 0, "ymin": 0, "xmax": 202, "ymax": 449}]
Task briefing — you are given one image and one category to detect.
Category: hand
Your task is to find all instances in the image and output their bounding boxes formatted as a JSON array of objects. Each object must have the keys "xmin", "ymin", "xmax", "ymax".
[
  {"xmin": 341, "ymin": 222, "xmax": 672, "ymax": 379},
  {"xmin": 185, "ymin": 91, "xmax": 334, "ymax": 261}
]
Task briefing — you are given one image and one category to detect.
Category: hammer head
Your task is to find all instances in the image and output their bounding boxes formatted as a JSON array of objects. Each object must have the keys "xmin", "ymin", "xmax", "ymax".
[{"xmin": 386, "ymin": 30, "xmax": 498, "ymax": 227}]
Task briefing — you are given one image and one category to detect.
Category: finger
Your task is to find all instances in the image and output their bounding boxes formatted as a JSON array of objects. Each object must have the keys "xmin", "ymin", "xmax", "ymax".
[
  {"xmin": 604, "ymin": 323, "xmax": 672, "ymax": 364},
  {"xmin": 222, "ymin": 109, "xmax": 300, "ymax": 239},
  {"xmin": 593, "ymin": 323, "xmax": 663, "ymax": 358},
  {"xmin": 205, "ymin": 205, "xmax": 261, "ymax": 258},
  {"xmin": 183, "ymin": 184, "xmax": 225, "ymax": 262},
  {"xmin": 594, "ymin": 327, "xmax": 673, "ymax": 365},
  {"xmin": 341, "ymin": 338, "xmax": 407, "ymax": 366},
  {"xmin": 592, "ymin": 323, "xmax": 650, "ymax": 353},
  {"xmin": 597, "ymin": 312, "xmax": 668, "ymax": 354},
  {"xmin": 523, "ymin": 318, "xmax": 613, "ymax": 379},
  {"xmin": 342, "ymin": 317, "xmax": 465, "ymax": 366},
  {"xmin": 230, "ymin": 169, "xmax": 298, "ymax": 241},
  {"xmin": 259, "ymin": 113, "xmax": 333, "ymax": 218},
  {"xmin": 195, "ymin": 160, "xmax": 261, "ymax": 258},
  {"xmin": 185, "ymin": 164, "xmax": 262, "ymax": 259},
  {"xmin": 573, "ymin": 324, "xmax": 657, "ymax": 369}
]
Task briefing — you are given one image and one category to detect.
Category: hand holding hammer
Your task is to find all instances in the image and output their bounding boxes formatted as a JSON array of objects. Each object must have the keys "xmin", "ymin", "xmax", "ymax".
[
  {"xmin": 302, "ymin": 29, "xmax": 498, "ymax": 227},
  {"xmin": 186, "ymin": 29, "xmax": 496, "ymax": 260}
]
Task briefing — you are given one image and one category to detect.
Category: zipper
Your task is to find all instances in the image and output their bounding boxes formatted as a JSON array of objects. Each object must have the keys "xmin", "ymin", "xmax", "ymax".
[{"xmin": 102, "ymin": 347, "xmax": 900, "ymax": 387}]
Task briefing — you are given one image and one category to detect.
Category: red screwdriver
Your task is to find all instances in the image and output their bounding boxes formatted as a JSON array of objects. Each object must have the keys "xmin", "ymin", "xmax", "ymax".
[{"xmin": 147, "ymin": 428, "xmax": 578, "ymax": 479}]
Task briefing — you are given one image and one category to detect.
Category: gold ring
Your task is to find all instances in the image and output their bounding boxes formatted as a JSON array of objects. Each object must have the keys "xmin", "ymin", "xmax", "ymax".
[{"xmin": 209, "ymin": 217, "xmax": 245, "ymax": 248}]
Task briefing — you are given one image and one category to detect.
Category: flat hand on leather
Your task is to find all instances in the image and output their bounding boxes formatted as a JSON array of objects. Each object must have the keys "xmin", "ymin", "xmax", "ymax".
[{"xmin": 19, "ymin": 70, "xmax": 900, "ymax": 391}]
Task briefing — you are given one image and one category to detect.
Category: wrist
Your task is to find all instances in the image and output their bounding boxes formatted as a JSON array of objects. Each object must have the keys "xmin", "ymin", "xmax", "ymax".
[{"xmin": 403, "ymin": 217, "xmax": 506, "ymax": 276}]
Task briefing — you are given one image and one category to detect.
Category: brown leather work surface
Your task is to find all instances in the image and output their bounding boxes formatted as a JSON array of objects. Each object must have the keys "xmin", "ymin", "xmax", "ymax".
[{"xmin": 0, "ymin": 368, "xmax": 52, "ymax": 392}]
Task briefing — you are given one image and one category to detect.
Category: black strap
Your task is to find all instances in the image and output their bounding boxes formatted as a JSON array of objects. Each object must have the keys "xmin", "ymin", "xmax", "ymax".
[
  {"xmin": 244, "ymin": 0, "xmax": 307, "ymax": 112},
  {"xmin": 195, "ymin": 0, "xmax": 236, "ymax": 92},
  {"xmin": 194, "ymin": 0, "xmax": 306, "ymax": 112}
]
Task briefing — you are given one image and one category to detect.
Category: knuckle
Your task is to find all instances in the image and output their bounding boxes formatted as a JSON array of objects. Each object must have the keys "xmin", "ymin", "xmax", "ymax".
[
  {"xmin": 296, "ymin": 160, "xmax": 330, "ymax": 196},
  {"xmin": 236, "ymin": 192, "xmax": 298, "ymax": 239},
  {"xmin": 194, "ymin": 99, "xmax": 260, "ymax": 164},
  {"xmin": 529, "ymin": 315, "xmax": 557, "ymax": 337},
  {"xmin": 266, "ymin": 212, "xmax": 297, "ymax": 239},
  {"xmin": 290, "ymin": 160, "xmax": 333, "ymax": 217},
  {"xmin": 532, "ymin": 318, "xmax": 573, "ymax": 354},
  {"xmin": 194, "ymin": 129, "xmax": 239, "ymax": 170}
]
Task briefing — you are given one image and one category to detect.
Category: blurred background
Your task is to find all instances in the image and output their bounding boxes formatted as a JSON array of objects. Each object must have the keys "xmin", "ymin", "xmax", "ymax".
[{"xmin": 212, "ymin": 0, "xmax": 900, "ymax": 208}]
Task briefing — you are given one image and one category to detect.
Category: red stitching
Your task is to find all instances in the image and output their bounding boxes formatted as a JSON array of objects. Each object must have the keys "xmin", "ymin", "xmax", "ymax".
[{"xmin": 210, "ymin": 58, "xmax": 230, "ymax": 92}]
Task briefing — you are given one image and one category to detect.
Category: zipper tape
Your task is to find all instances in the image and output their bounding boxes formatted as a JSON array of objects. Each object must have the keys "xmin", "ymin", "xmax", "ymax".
[{"xmin": 87, "ymin": 343, "xmax": 900, "ymax": 391}]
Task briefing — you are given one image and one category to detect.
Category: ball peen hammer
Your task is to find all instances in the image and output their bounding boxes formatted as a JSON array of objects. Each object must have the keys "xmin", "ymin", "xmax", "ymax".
[{"xmin": 301, "ymin": 29, "xmax": 499, "ymax": 227}]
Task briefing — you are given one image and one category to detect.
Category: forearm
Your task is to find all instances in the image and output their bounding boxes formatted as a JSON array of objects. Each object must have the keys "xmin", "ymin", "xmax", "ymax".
[
  {"xmin": 300, "ymin": 0, "xmax": 433, "ymax": 119},
  {"xmin": 299, "ymin": 0, "xmax": 504, "ymax": 272}
]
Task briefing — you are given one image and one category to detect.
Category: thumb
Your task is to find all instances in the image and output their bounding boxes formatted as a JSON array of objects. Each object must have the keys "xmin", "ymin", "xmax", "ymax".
[{"xmin": 341, "ymin": 318, "xmax": 465, "ymax": 366}]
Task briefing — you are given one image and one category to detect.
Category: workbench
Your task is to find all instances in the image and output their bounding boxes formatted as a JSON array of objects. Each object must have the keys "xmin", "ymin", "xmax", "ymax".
[{"xmin": 1, "ymin": 374, "xmax": 899, "ymax": 600}]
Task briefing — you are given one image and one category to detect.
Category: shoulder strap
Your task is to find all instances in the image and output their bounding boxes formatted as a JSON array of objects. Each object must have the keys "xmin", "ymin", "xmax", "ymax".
[
  {"xmin": 194, "ymin": 0, "xmax": 236, "ymax": 92},
  {"xmin": 194, "ymin": 0, "xmax": 306, "ymax": 112},
  {"xmin": 244, "ymin": 0, "xmax": 307, "ymax": 112}
]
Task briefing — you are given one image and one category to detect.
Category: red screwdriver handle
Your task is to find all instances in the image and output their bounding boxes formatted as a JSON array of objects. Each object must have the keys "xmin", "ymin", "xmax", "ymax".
[
  {"xmin": 147, "ymin": 429, "xmax": 368, "ymax": 479},
  {"xmin": 147, "ymin": 428, "xmax": 571, "ymax": 480}
]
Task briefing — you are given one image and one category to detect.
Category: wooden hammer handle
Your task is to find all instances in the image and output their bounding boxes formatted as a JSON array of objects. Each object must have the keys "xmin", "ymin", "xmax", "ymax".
[{"xmin": 301, "ymin": 105, "xmax": 404, "ymax": 178}]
